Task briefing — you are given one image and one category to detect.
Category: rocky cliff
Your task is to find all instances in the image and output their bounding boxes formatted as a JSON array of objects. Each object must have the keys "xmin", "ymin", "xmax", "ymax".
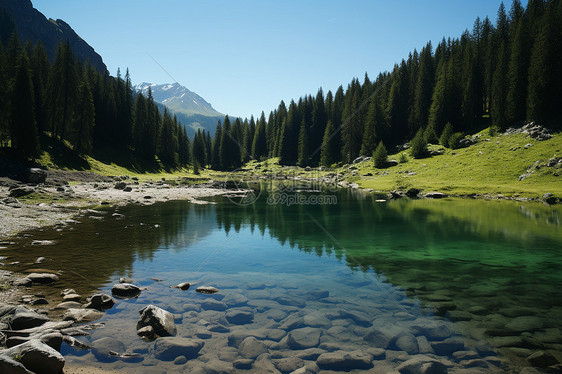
[{"xmin": 0, "ymin": 0, "xmax": 106, "ymax": 73}]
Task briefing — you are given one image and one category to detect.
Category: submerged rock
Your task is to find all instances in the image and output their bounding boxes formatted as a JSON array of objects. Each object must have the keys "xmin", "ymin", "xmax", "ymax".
[
  {"xmin": 137, "ymin": 305, "xmax": 176, "ymax": 339},
  {"xmin": 396, "ymin": 355, "xmax": 448, "ymax": 374},
  {"xmin": 287, "ymin": 327, "xmax": 322, "ymax": 349},
  {"xmin": 26, "ymin": 273, "xmax": 58, "ymax": 284},
  {"xmin": 316, "ymin": 350, "xmax": 374, "ymax": 371},
  {"xmin": 239, "ymin": 336, "xmax": 268, "ymax": 359},
  {"xmin": 63, "ymin": 308, "xmax": 104, "ymax": 323},
  {"xmin": 152, "ymin": 337, "xmax": 204, "ymax": 361}
]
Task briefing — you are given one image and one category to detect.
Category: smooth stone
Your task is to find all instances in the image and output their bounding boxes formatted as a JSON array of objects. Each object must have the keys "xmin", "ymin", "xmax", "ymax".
[
  {"xmin": 225, "ymin": 309, "xmax": 254, "ymax": 325},
  {"xmin": 173, "ymin": 355, "xmax": 187, "ymax": 365},
  {"xmin": 239, "ymin": 336, "xmax": 268, "ymax": 359},
  {"xmin": 363, "ymin": 326, "xmax": 403, "ymax": 349},
  {"xmin": 273, "ymin": 357, "xmax": 305, "ymax": 373},
  {"xmin": 152, "ymin": 337, "xmax": 204, "ymax": 361},
  {"xmin": 295, "ymin": 348, "xmax": 327, "ymax": 360},
  {"xmin": 62, "ymin": 294, "xmax": 81, "ymax": 302},
  {"xmin": 395, "ymin": 355, "xmax": 448, "ymax": 374},
  {"xmin": 253, "ymin": 353, "xmax": 281, "ymax": 373},
  {"xmin": 233, "ymin": 358, "xmax": 254, "ymax": 369},
  {"xmin": 338, "ymin": 310, "xmax": 372, "ymax": 327},
  {"xmin": 316, "ymin": 350, "xmax": 374, "ymax": 371},
  {"xmin": 111, "ymin": 283, "xmax": 141, "ymax": 298},
  {"xmin": 266, "ymin": 329, "xmax": 287, "ymax": 342},
  {"xmin": 416, "ymin": 336, "xmax": 434, "ymax": 354},
  {"xmin": 2, "ymin": 339, "xmax": 65, "ymax": 374},
  {"xmin": 287, "ymin": 327, "xmax": 321, "ymax": 349},
  {"xmin": 222, "ymin": 293, "xmax": 249, "ymax": 307},
  {"xmin": 527, "ymin": 350, "xmax": 562, "ymax": 368},
  {"xmin": 431, "ymin": 337, "xmax": 466, "ymax": 356},
  {"xmin": 411, "ymin": 322, "xmax": 451, "ymax": 341},
  {"xmin": 26, "ymin": 273, "xmax": 58, "ymax": 284},
  {"xmin": 137, "ymin": 305, "xmax": 176, "ymax": 338},
  {"xmin": 394, "ymin": 333, "xmax": 420, "ymax": 354},
  {"xmin": 171, "ymin": 282, "xmax": 193, "ymax": 291},
  {"xmin": 203, "ymin": 359, "xmax": 234, "ymax": 373},
  {"xmin": 279, "ymin": 315, "xmax": 304, "ymax": 331},
  {"xmin": 305, "ymin": 290, "xmax": 329, "ymax": 300},
  {"xmin": 200, "ymin": 299, "xmax": 227, "ymax": 311},
  {"xmin": 265, "ymin": 309, "xmax": 288, "ymax": 322},
  {"xmin": 63, "ymin": 308, "xmax": 103, "ymax": 323},
  {"xmin": 452, "ymin": 350, "xmax": 479, "ymax": 361},
  {"xmin": 137, "ymin": 326, "xmax": 155, "ymax": 341},
  {"xmin": 506, "ymin": 316, "xmax": 544, "ymax": 333},
  {"xmin": 91, "ymin": 337, "xmax": 126, "ymax": 361},
  {"xmin": 274, "ymin": 297, "xmax": 305, "ymax": 308}
]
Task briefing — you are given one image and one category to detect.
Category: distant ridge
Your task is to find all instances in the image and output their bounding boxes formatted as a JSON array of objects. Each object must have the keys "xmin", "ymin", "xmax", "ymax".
[
  {"xmin": 135, "ymin": 82, "xmax": 224, "ymax": 137},
  {"xmin": 0, "ymin": 0, "xmax": 106, "ymax": 73}
]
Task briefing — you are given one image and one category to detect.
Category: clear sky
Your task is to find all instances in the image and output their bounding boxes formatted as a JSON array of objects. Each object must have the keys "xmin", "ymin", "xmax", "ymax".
[{"xmin": 33, "ymin": 0, "xmax": 521, "ymax": 120}]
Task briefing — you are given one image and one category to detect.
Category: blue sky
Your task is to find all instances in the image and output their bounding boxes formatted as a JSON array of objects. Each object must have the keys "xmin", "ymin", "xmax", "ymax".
[{"xmin": 34, "ymin": 0, "xmax": 521, "ymax": 119}]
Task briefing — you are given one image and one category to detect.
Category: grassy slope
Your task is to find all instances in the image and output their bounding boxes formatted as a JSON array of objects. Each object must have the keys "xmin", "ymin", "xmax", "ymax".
[{"xmin": 350, "ymin": 129, "xmax": 562, "ymax": 197}]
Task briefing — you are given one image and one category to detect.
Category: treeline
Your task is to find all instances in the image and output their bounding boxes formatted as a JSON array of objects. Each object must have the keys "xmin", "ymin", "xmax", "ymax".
[
  {"xmin": 0, "ymin": 34, "xmax": 192, "ymax": 167},
  {"xmin": 208, "ymin": 0, "xmax": 562, "ymax": 169}
]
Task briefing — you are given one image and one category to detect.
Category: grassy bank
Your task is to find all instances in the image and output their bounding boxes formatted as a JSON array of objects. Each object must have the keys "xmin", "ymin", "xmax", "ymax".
[{"xmin": 29, "ymin": 128, "xmax": 562, "ymax": 200}]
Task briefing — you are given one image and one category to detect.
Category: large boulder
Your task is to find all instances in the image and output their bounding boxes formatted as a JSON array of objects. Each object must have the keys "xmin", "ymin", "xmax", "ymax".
[
  {"xmin": 91, "ymin": 337, "xmax": 126, "ymax": 362},
  {"xmin": 111, "ymin": 283, "xmax": 141, "ymax": 298},
  {"xmin": 152, "ymin": 337, "xmax": 204, "ymax": 361},
  {"xmin": 316, "ymin": 350, "xmax": 374, "ymax": 371},
  {"xmin": 137, "ymin": 305, "xmax": 176, "ymax": 339},
  {"xmin": 26, "ymin": 168, "xmax": 47, "ymax": 184},
  {"xmin": 7, "ymin": 307, "xmax": 49, "ymax": 330},
  {"xmin": 2, "ymin": 339, "xmax": 65, "ymax": 374},
  {"xmin": 9, "ymin": 187, "xmax": 35, "ymax": 198}
]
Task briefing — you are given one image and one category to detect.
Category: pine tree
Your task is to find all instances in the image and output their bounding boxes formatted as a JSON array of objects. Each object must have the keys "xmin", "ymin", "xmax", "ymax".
[
  {"xmin": 71, "ymin": 79, "xmax": 95, "ymax": 155},
  {"xmin": 412, "ymin": 42, "xmax": 435, "ymax": 131},
  {"xmin": 192, "ymin": 130, "xmax": 206, "ymax": 168},
  {"xmin": 251, "ymin": 112, "xmax": 267, "ymax": 160},
  {"xmin": 491, "ymin": 42, "xmax": 508, "ymax": 130},
  {"xmin": 373, "ymin": 141, "xmax": 388, "ymax": 169},
  {"xmin": 158, "ymin": 109, "xmax": 177, "ymax": 167},
  {"xmin": 297, "ymin": 119, "xmax": 309, "ymax": 167},
  {"xmin": 320, "ymin": 120, "xmax": 337, "ymax": 167},
  {"xmin": 11, "ymin": 53, "xmax": 39, "ymax": 158},
  {"xmin": 211, "ymin": 121, "xmax": 223, "ymax": 170},
  {"xmin": 505, "ymin": 17, "xmax": 529, "ymax": 125},
  {"xmin": 410, "ymin": 129, "xmax": 427, "ymax": 159},
  {"xmin": 47, "ymin": 41, "xmax": 78, "ymax": 141},
  {"xmin": 439, "ymin": 122, "xmax": 453, "ymax": 147},
  {"xmin": 360, "ymin": 97, "xmax": 384, "ymax": 156},
  {"xmin": 341, "ymin": 82, "xmax": 362, "ymax": 164}
]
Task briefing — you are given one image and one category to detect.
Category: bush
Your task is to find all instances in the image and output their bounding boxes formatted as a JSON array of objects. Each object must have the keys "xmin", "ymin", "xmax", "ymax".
[
  {"xmin": 410, "ymin": 129, "xmax": 427, "ymax": 159},
  {"xmin": 373, "ymin": 141, "xmax": 388, "ymax": 169},
  {"xmin": 399, "ymin": 153, "xmax": 408, "ymax": 163}
]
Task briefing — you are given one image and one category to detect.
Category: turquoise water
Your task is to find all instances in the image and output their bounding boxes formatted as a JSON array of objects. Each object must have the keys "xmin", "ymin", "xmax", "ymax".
[{"xmin": 4, "ymin": 189, "xmax": 562, "ymax": 373}]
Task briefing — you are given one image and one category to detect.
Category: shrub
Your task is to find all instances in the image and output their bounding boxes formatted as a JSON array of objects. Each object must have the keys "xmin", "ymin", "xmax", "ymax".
[
  {"xmin": 448, "ymin": 132, "xmax": 464, "ymax": 149},
  {"xmin": 399, "ymin": 153, "xmax": 408, "ymax": 163}
]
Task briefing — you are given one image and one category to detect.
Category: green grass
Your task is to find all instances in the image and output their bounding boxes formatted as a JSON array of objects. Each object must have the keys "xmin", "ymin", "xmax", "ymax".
[
  {"xmin": 351, "ymin": 129, "xmax": 562, "ymax": 197},
  {"xmin": 32, "ymin": 128, "xmax": 562, "ymax": 199}
]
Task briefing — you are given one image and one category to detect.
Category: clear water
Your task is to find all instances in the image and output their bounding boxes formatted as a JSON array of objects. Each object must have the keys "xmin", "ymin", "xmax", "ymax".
[{"xmin": 3, "ymin": 188, "xmax": 562, "ymax": 373}]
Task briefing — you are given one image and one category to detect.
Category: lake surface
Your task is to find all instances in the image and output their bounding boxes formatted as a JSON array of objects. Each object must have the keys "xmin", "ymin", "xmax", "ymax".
[{"xmin": 4, "ymin": 186, "xmax": 562, "ymax": 373}]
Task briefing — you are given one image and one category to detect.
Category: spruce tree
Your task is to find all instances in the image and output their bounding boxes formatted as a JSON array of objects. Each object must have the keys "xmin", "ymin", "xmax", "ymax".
[
  {"xmin": 71, "ymin": 79, "xmax": 95, "ymax": 155},
  {"xmin": 373, "ymin": 141, "xmax": 388, "ymax": 169},
  {"xmin": 320, "ymin": 120, "xmax": 338, "ymax": 167},
  {"xmin": 410, "ymin": 129, "xmax": 427, "ymax": 159},
  {"xmin": 506, "ymin": 17, "xmax": 529, "ymax": 125},
  {"xmin": 439, "ymin": 122, "xmax": 453, "ymax": 147},
  {"xmin": 11, "ymin": 53, "xmax": 39, "ymax": 158},
  {"xmin": 297, "ymin": 119, "xmax": 309, "ymax": 167},
  {"xmin": 491, "ymin": 42, "xmax": 508, "ymax": 130},
  {"xmin": 211, "ymin": 121, "xmax": 223, "ymax": 170},
  {"xmin": 251, "ymin": 112, "xmax": 267, "ymax": 160}
]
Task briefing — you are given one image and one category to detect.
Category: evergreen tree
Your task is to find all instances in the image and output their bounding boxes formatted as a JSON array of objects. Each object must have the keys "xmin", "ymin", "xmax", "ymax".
[
  {"xmin": 491, "ymin": 42, "xmax": 508, "ymax": 130},
  {"xmin": 71, "ymin": 79, "xmax": 95, "ymax": 155},
  {"xmin": 192, "ymin": 130, "xmax": 206, "ymax": 168},
  {"xmin": 211, "ymin": 121, "xmax": 223, "ymax": 170},
  {"xmin": 279, "ymin": 101, "xmax": 299, "ymax": 164},
  {"xmin": 251, "ymin": 112, "xmax": 267, "ymax": 160},
  {"xmin": 412, "ymin": 43, "xmax": 435, "ymax": 131},
  {"xmin": 506, "ymin": 16, "xmax": 529, "ymax": 125},
  {"xmin": 341, "ymin": 81, "xmax": 362, "ymax": 163},
  {"xmin": 47, "ymin": 41, "xmax": 78, "ymax": 141},
  {"xmin": 11, "ymin": 53, "xmax": 39, "ymax": 158},
  {"xmin": 410, "ymin": 129, "xmax": 427, "ymax": 158},
  {"xmin": 177, "ymin": 124, "xmax": 191, "ymax": 166},
  {"xmin": 320, "ymin": 120, "xmax": 338, "ymax": 167},
  {"xmin": 439, "ymin": 122, "xmax": 454, "ymax": 147},
  {"xmin": 158, "ymin": 109, "xmax": 177, "ymax": 167},
  {"xmin": 373, "ymin": 141, "xmax": 388, "ymax": 169},
  {"xmin": 361, "ymin": 97, "xmax": 384, "ymax": 156},
  {"xmin": 297, "ymin": 119, "xmax": 309, "ymax": 167}
]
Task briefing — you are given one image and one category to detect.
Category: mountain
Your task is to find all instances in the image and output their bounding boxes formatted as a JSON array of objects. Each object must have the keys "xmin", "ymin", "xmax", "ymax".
[
  {"xmin": 135, "ymin": 82, "xmax": 224, "ymax": 137},
  {"xmin": 0, "ymin": 0, "xmax": 106, "ymax": 73}
]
